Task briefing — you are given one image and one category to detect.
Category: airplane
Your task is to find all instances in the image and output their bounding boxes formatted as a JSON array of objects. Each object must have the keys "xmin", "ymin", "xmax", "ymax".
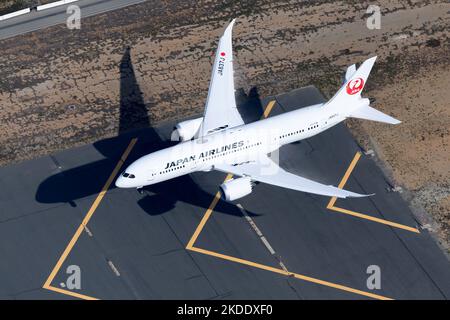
[{"xmin": 115, "ymin": 19, "xmax": 400, "ymax": 201}]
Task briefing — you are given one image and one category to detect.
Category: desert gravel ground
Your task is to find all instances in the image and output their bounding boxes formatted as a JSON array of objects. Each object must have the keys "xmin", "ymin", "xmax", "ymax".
[{"xmin": 0, "ymin": 0, "xmax": 448, "ymax": 251}]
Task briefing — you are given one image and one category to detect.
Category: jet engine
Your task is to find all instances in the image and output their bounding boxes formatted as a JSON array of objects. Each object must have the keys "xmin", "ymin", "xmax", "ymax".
[
  {"xmin": 219, "ymin": 177, "xmax": 253, "ymax": 202},
  {"xmin": 171, "ymin": 118, "xmax": 203, "ymax": 141}
]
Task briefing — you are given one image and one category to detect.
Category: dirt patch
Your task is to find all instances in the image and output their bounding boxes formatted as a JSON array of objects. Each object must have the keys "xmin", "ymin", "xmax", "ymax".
[{"xmin": 0, "ymin": 0, "xmax": 30, "ymax": 15}]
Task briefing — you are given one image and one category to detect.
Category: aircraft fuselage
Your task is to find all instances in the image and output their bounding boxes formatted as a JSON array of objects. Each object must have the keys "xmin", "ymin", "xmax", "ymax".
[{"xmin": 115, "ymin": 103, "xmax": 344, "ymax": 188}]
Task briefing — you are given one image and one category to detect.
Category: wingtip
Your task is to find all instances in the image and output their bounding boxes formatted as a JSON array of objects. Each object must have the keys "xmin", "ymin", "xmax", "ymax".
[
  {"xmin": 223, "ymin": 18, "xmax": 236, "ymax": 34},
  {"xmin": 387, "ymin": 117, "xmax": 401, "ymax": 125},
  {"xmin": 363, "ymin": 55, "xmax": 377, "ymax": 66},
  {"xmin": 344, "ymin": 191, "xmax": 375, "ymax": 198}
]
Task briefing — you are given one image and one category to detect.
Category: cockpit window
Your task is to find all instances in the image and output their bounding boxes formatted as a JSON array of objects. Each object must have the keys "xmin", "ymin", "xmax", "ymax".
[{"xmin": 121, "ymin": 172, "xmax": 135, "ymax": 179}]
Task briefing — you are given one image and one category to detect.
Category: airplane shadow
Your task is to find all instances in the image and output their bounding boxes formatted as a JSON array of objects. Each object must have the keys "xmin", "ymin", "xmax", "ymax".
[
  {"xmin": 35, "ymin": 46, "xmax": 264, "ymax": 217},
  {"xmin": 235, "ymin": 86, "xmax": 264, "ymax": 123}
]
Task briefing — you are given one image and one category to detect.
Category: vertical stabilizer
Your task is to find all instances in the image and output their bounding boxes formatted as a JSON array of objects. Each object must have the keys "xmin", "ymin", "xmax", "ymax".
[{"xmin": 325, "ymin": 56, "xmax": 401, "ymax": 125}]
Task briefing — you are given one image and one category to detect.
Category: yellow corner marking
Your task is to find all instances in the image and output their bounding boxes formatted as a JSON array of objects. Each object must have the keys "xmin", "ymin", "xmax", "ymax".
[
  {"xmin": 326, "ymin": 152, "xmax": 420, "ymax": 233},
  {"xmin": 43, "ymin": 138, "xmax": 138, "ymax": 298},
  {"xmin": 44, "ymin": 285, "xmax": 98, "ymax": 300},
  {"xmin": 327, "ymin": 152, "xmax": 362, "ymax": 209},
  {"xmin": 189, "ymin": 246, "xmax": 392, "ymax": 300},
  {"xmin": 186, "ymin": 173, "xmax": 233, "ymax": 249}
]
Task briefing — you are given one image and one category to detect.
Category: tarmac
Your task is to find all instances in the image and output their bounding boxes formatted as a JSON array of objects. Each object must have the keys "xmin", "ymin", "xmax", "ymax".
[{"xmin": 0, "ymin": 60, "xmax": 450, "ymax": 299}]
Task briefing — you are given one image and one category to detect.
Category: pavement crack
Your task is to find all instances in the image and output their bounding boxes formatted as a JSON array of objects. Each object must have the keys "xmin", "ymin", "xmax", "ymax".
[{"xmin": 160, "ymin": 215, "xmax": 220, "ymax": 298}]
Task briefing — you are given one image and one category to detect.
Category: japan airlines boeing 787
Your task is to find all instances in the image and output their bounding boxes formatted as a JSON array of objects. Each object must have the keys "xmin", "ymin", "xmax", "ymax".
[{"xmin": 115, "ymin": 19, "xmax": 400, "ymax": 201}]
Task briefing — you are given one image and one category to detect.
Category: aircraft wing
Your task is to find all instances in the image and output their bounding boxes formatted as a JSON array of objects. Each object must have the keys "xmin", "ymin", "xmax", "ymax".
[
  {"xmin": 214, "ymin": 156, "xmax": 371, "ymax": 199},
  {"xmin": 200, "ymin": 19, "xmax": 244, "ymax": 137}
]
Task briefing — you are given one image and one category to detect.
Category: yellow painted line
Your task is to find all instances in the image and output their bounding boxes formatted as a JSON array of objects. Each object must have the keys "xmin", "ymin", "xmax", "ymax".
[
  {"xmin": 189, "ymin": 246, "xmax": 392, "ymax": 300},
  {"xmin": 329, "ymin": 206, "xmax": 420, "ymax": 233},
  {"xmin": 326, "ymin": 152, "xmax": 420, "ymax": 233},
  {"xmin": 327, "ymin": 152, "xmax": 362, "ymax": 209},
  {"xmin": 44, "ymin": 285, "xmax": 98, "ymax": 300},
  {"xmin": 190, "ymin": 246, "xmax": 290, "ymax": 275},
  {"xmin": 43, "ymin": 138, "xmax": 138, "ymax": 298},
  {"xmin": 186, "ymin": 173, "xmax": 233, "ymax": 249},
  {"xmin": 263, "ymin": 100, "xmax": 276, "ymax": 118},
  {"xmin": 290, "ymin": 270, "xmax": 391, "ymax": 300}
]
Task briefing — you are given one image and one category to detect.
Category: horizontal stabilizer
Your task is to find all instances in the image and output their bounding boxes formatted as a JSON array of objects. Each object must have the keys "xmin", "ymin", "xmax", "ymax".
[{"xmin": 349, "ymin": 105, "xmax": 401, "ymax": 124}]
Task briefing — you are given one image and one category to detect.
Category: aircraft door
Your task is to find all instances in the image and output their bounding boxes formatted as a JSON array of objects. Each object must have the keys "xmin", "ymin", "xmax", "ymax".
[
  {"xmin": 321, "ymin": 117, "xmax": 330, "ymax": 130},
  {"xmin": 189, "ymin": 160, "xmax": 198, "ymax": 171},
  {"xmin": 147, "ymin": 169, "xmax": 157, "ymax": 182}
]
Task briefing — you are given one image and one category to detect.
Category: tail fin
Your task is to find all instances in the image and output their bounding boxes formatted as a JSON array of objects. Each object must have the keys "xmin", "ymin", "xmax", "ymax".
[
  {"xmin": 326, "ymin": 56, "xmax": 401, "ymax": 125},
  {"xmin": 343, "ymin": 64, "xmax": 356, "ymax": 83}
]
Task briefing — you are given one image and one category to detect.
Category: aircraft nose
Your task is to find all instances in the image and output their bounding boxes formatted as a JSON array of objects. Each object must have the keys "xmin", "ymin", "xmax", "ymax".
[{"xmin": 115, "ymin": 176, "xmax": 125, "ymax": 188}]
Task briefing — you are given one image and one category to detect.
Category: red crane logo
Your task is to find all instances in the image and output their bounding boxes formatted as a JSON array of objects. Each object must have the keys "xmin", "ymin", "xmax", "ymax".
[{"xmin": 346, "ymin": 77, "xmax": 364, "ymax": 95}]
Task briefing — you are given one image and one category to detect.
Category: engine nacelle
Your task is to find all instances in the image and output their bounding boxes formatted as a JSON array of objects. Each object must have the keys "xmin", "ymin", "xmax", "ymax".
[
  {"xmin": 171, "ymin": 118, "xmax": 203, "ymax": 141},
  {"xmin": 219, "ymin": 177, "xmax": 253, "ymax": 202}
]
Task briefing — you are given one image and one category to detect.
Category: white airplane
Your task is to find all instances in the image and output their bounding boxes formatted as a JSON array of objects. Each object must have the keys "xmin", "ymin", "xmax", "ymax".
[{"xmin": 115, "ymin": 19, "xmax": 400, "ymax": 201}]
